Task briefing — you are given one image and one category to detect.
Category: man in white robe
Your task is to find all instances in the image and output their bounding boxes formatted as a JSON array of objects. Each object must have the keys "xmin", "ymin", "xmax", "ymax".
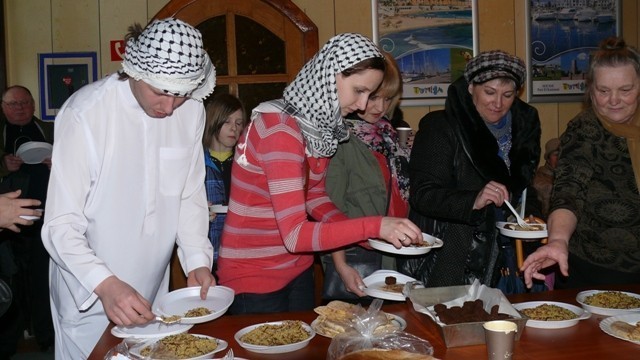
[{"xmin": 41, "ymin": 18, "xmax": 217, "ymax": 358}]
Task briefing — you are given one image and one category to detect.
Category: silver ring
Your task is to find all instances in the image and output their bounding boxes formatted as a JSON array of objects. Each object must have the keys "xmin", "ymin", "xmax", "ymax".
[
  {"xmin": 402, "ymin": 235, "xmax": 408, "ymax": 241},
  {"xmin": 494, "ymin": 187, "xmax": 499, "ymax": 192}
]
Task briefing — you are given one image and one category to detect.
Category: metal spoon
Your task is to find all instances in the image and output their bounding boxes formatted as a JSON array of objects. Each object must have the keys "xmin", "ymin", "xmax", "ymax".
[{"xmin": 154, "ymin": 314, "xmax": 182, "ymax": 324}]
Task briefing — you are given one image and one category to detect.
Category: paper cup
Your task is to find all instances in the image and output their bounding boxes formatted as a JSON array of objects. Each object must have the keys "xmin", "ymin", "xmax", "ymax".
[
  {"xmin": 396, "ymin": 127, "xmax": 411, "ymax": 147},
  {"xmin": 483, "ymin": 320, "xmax": 517, "ymax": 360}
]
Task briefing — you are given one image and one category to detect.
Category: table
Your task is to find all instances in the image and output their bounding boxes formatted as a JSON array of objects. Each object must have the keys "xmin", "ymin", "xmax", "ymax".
[{"xmin": 89, "ymin": 284, "xmax": 640, "ymax": 359}]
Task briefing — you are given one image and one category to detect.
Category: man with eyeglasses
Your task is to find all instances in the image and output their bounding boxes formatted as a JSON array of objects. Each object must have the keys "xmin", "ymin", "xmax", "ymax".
[{"xmin": 0, "ymin": 85, "xmax": 54, "ymax": 356}]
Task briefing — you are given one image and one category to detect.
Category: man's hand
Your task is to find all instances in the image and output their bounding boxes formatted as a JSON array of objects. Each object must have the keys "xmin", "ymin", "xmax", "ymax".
[
  {"xmin": 0, "ymin": 190, "xmax": 41, "ymax": 232},
  {"xmin": 187, "ymin": 267, "xmax": 216, "ymax": 300},
  {"xmin": 94, "ymin": 276, "xmax": 154, "ymax": 326},
  {"xmin": 3, "ymin": 154, "xmax": 24, "ymax": 172}
]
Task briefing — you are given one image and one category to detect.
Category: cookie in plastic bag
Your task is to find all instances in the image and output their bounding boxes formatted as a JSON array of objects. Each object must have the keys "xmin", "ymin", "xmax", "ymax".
[{"xmin": 326, "ymin": 299, "xmax": 438, "ymax": 360}]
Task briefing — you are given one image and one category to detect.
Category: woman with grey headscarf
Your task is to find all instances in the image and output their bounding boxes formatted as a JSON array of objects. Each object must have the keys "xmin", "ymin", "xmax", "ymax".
[
  {"xmin": 399, "ymin": 51, "xmax": 542, "ymax": 289},
  {"xmin": 217, "ymin": 33, "xmax": 423, "ymax": 314}
]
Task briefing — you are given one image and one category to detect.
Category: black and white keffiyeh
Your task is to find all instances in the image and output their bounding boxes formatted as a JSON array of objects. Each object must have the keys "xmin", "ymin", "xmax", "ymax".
[
  {"xmin": 122, "ymin": 18, "xmax": 216, "ymax": 101},
  {"xmin": 282, "ymin": 33, "xmax": 383, "ymax": 157}
]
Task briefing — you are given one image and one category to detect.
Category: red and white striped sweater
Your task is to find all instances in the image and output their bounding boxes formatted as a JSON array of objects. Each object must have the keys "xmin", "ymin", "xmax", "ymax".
[{"xmin": 217, "ymin": 111, "xmax": 383, "ymax": 295}]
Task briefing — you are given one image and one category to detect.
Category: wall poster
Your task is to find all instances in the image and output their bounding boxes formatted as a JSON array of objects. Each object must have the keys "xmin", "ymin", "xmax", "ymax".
[
  {"xmin": 527, "ymin": 0, "xmax": 620, "ymax": 102},
  {"xmin": 372, "ymin": 0, "xmax": 478, "ymax": 106}
]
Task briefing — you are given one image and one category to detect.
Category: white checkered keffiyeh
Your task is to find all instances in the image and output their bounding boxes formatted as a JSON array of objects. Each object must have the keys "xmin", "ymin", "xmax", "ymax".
[
  {"xmin": 282, "ymin": 33, "xmax": 383, "ymax": 158},
  {"xmin": 122, "ymin": 18, "xmax": 216, "ymax": 102}
]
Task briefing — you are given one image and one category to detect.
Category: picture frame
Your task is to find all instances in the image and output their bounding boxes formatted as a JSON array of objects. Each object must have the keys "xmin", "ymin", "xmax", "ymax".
[
  {"xmin": 372, "ymin": 0, "xmax": 478, "ymax": 106},
  {"xmin": 38, "ymin": 52, "xmax": 98, "ymax": 120},
  {"xmin": 526, "ymin": 0, "xmax": 621, "ymax": 103}
]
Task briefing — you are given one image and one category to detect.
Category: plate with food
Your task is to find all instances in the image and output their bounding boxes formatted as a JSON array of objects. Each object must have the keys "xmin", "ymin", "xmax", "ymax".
[
  {"xmin": 129, "ymin": 333, "xmax": 227, "ymax": 359},
  {"xmin": 363, "ymin": 270, "xmax": 417, "ymax": 301},
  {"xmin": 368, "ymin": 233, "xmax": 443, "ymax": 256},
  {"xmin": 110, "ymin": 322, "xmax": 193, "ymax": 339},
  {"xmin": 234, "ymin": 320, "xmax": 314, "ymax": 354},
  {"xmin": 600, "ymin": 313, "xmax": 640, "ymax": 345},
  {"xmin": 155, "ymin": 286, "xmax": 234, "ymax": 324},
  {"xmin": 512, "ymin": 301, "xmax": 591, "ymax": 329},
  {"xmin": 496, "ymin": 221, "xmax": 547, "ymax": 239},
  {"xmin": 311, "ymin": 300, "xmax": 406, "ymax": 338},
  {"xmin": 576, "ymin": 290, "xmax": 640, "ymax": 316}
]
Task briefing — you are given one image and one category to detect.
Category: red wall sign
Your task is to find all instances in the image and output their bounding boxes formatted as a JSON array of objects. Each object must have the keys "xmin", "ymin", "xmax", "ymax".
[{"xmin": 110, "ymin": 40, "xmax": 125, "ymax": 61}]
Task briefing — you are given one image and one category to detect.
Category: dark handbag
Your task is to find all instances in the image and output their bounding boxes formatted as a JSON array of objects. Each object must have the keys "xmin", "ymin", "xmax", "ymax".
[
  {"xmin": 321, "ymin": 247, "xmax": 381, "ymax": 301},
  {"xmin": 396, "ymin": 209, "xmax": 445, "ymax": 286},
  {"xmin": 0, "ymin": 172, "xmax": 30, "ymax": 195}
]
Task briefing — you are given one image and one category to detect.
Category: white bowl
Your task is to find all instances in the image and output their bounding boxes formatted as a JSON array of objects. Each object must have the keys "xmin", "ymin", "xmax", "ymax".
[
  {"xmin": 512, "ymin": 301, "xmax": 591, "ymax": 329},
  {"xmin": 234, "ymin": 321, "xmax": 314, "ymax": 354},
  {"xmin": 155, "ymin": 286, "xmax": 234, "ymax": 324},
  {"xmin": 129, "ymin": 334, "xmax": 228, "ymax": 359},
  {"xmin": 576, "ymin": 290, "xmax": 640, "ymax": 316}
]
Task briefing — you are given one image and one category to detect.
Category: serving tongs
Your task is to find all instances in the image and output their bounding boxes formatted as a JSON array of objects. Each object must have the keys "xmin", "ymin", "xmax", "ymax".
[{"xmin": 504, "ymin": 199, "xmax": 533, "ymax": 230}]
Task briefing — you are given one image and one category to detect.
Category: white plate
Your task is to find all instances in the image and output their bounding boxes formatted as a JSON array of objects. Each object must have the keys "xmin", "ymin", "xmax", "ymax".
[
  {"xmin": 496, "ymin": 221, "xmax": 548, "ymax": 239},
  {"xmin": 155, "ymin": 286, "xmax": 234, "ymax": 324},
  {"xmin": 19, "ymin": 215, "xmax": 40, "ymax": 221},
  {"xmin": 363, "ymin": 270, "xmax": 417, "ymax": 301},
  {"xmin": 110, "ymin": 322, "xmax": 193, "ymax": 339},
  {"xmin": 129, "ymin": 334, "xmax": 227, "ymax": 359},
  {"xmin": 209, "ymin": 205, "xmax": 228, "ymax": 213},
  {"xmin": 311, "ymin": 313, "xmax": 407, "ymax": 338},
  {"xmin": 234, "ymin": 321, "xmax": 314, "ymax": 354},
  {"xmin": 576, "ymin": 290, "xmax": 640, "ymax": 316},
  {"xmin": 16, "ymin": 141, "xmax": 52, "ymax": 164},
  {"xmin": 368, "ymin": 233, "xmax": 443, "ymax": 255},
  {"xmin": 512, "ymin": 301, "xmax": 591, "ymax": 329},
  {"xmin": 599, "ymin": 314, "xmax": 640, "ymax": 345}
]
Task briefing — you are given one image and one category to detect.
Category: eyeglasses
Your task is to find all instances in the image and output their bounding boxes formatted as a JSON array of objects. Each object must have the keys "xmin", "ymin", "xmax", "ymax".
[{"xmin": 2, "ymin": 100, "xmax": 33, "ymax": 109}]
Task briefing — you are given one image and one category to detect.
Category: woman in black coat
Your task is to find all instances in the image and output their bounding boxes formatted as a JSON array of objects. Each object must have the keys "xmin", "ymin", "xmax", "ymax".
[{"xmin": 399, "ymin": 51, "xmax": 541, "ymax": 287}]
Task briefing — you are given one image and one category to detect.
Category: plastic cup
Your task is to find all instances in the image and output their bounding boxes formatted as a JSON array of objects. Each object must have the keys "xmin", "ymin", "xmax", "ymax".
[
  {"xmin": 396, "ymin": 127, "xmax": 412, "ymax": 147},
  {"xmin": 483, "ymin": 320, "xmax": 517, "ymax": 360}
]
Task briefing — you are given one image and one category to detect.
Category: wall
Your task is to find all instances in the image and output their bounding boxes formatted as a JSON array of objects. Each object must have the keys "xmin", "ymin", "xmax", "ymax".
[{"xmin": 4, "ymin": 0, "xmax": 640, "ymax": 153}]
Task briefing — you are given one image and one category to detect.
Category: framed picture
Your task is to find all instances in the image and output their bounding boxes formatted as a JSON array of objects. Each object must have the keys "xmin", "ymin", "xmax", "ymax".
[
  {"xmin": 38, "ymin": 52, "xmax": 98, "ymax": 120},
  {"xmin": 526, "ymin": 0, "xmax": 620, "ymax": 103},
  {"xmin": 372, "ymin": 0, "xmax": 478, "ymax": 106}
]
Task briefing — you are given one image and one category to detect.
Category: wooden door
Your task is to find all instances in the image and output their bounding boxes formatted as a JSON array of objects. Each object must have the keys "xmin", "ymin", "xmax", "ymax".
[
  {"xmin": 154, "ymin": 0, "xmax": 319, "ymax": 291},
  {"xmin": 153, "ymin": 0, "xmax": 318, "ymax": 112}
]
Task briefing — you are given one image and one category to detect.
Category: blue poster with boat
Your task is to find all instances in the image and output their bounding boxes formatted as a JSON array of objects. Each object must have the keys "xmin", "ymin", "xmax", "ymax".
[
  {"xmin": 529, "ymin": 0, "xmax": 618, "ymax": 100},
  {"xmin": 376, "ymin": 1, "xmax": 476, "ymax": 104}
]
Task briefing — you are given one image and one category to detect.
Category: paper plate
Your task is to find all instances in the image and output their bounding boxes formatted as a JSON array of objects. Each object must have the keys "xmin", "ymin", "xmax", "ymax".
[
  {"xmin": 599, "ymin": 313, "xmax": 640, "ymax": 345},
  {"xmin": 368, "ymin": 233, "xmax": 443, "ymax": 255},
  {"xmin": 128, "ymin": 334, "xmax": 228, "ymax": 359},
  {"xmin": 576, "ymin": 290, "xmax": 640, "ymax": 316},
  {"xmin": 513, "ymin": 301, "xmax": 590, "ymax": 329},
  {"xmin": 209, "ymin": 205, "xmax": 228, "ymax": 213},
  {"xmin": 363, "ymin": 270, "xmax": 417, "ymax": 301},
  {"xmin": 155, "ymin": 286, "xmax": 234, "ymax": 324},
  {"xmin": 16, "ymin": 141, "xmax": 52, "ymax": 164},
  {"xmin": 234, "ymin": 321, "xmax": 314, "ymax": 354},
  {"xmin": 110, "ymin": 322, "xmax": 193, "ymax": 339},
  {"xmin": 496, "ymin": 221, "xmax": 548, "ymax": 239},
  {"xmin": 19, "ymin": 215, "xmax": 40, "ymax": 221}
]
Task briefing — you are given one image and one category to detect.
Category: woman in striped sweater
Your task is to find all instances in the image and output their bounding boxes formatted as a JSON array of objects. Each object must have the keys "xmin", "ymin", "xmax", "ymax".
[{"xmin": 217, "ymin": 33, "xmax": 423, "ymax": 314}]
